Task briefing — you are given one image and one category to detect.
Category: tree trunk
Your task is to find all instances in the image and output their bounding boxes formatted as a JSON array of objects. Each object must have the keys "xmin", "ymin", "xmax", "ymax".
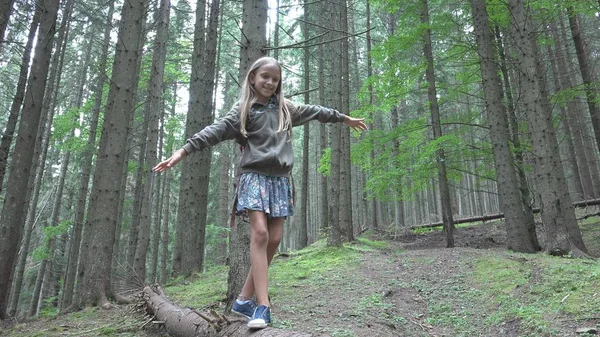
[
  {"xmin": 142, "ymin": 286, "xmax": 315, "ymax": 337},
  {"xmin": 470, "ymin": 0, "xmax": 539, "ymax": 252},
  {"xmin": 339, "ymin": 2, "xmax": 353, "ymax": 242},
  {"xmin": 297, "ymin": 2, "xmax": 311, "ymax": 249},
  {"xmin": 5, "ymin": 8, "xmax": 41, "ymax": 317},
  {"xmin": 62, "ymin": 0, "xmax": 115, "ymax": 310},
  {"xmin": 493, "ymin": 26, "xmax": 537, "ymax": 230},
  {"xmin": 547, "ymin": 44, "xmax": 583, "ymax": 201},
  {"xmin": 224, "ymin": 0, "xmax": 267, "ymax": 313},
  {"xmin": 421, "ymin": 0, "xmax": 454, "ymax": 248},
  {"xmin": 507, "ymin": 0, "xmax": 588, "ymax": 255},
  {"xmin": 132, "ymin": 0, "xmax": 171, "ymax": 283},
  {"xmin": 0, "ymin": 0, "xmax": 14, "ymax": 51},
  {"xmin": 74, "ymin": 0, "xmax": 148, "ymax": 309},
  {"xmin": 29, "ymin": 146, "xmax": 71, "ymax": 316},
  {"xmin": 567, "ymin": 7, "xmax": 600, "ymax": 159},
  {"xmin": 391, "ymin": 104, "xmax": 405, "ymax": 230},
  {"xmin": 0, "ymin": 6, "xmax": 39, "ymax": 196},
  {"xmin": 0, "ymin": 0, "xmax": 60, "ymax": 319},
  {"xmin": 550, "ymin": 22, "xmax": 595, "ymax": 200},
  {"xmin": 317, "ymin": 3, "xmax": 328, "ymax": 234},
  {"xmin": 324, "ymin": 0, "xmax": 344, "ymax": 247}
]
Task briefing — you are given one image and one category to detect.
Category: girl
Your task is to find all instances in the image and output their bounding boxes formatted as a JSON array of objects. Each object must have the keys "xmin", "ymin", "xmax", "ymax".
[{"xmin": 153, "ymin": 56, "xmax": 367, "ymax": 329}]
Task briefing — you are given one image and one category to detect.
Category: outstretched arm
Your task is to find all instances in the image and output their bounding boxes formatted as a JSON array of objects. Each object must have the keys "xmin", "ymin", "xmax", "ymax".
[
  {"xmin": 344, "ymin": 116, "xmax": 368, "ymax": 132},
  {"xmin": 153, "ymin": 148, "xmax": 187, "ymax": 173}
]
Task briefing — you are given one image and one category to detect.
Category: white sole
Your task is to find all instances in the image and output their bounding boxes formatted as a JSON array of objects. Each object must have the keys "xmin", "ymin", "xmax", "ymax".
[{"xmin": 247, "ymin": 320, "xmax": 268, "ymax": 329}]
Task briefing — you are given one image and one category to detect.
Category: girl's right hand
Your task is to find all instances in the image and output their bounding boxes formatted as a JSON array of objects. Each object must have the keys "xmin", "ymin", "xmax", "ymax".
[{"xmin": 153, "ymin": 148, "xmax": 187, "ymax": 172}]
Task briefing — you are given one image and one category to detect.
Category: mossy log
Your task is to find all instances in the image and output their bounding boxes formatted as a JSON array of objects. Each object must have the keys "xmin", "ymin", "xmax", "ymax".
[{"xmin": 142, "ymin": 286, "xmax": 321, "ymax": 337}]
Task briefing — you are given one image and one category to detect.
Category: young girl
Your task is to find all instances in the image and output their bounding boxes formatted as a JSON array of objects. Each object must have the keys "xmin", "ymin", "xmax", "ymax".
[{"xmin": 153, "ymin": 56, "xmax": 367, "ymax": 329}]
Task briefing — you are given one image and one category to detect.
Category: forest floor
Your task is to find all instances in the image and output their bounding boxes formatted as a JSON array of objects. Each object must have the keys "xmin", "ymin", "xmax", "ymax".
[{"xmin": 2, "ymin": 215, "xmax": 600, "ymax": 337}]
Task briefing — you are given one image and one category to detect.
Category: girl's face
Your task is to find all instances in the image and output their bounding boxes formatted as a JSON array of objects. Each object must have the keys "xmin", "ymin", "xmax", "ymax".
[{"xmin": 250, "ymin": 63, "xmax": 280, "ymax": 104}]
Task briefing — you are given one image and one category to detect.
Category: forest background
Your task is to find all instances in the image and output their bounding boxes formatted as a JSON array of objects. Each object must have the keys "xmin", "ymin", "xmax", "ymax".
[{"xmin": 0, "ymin": 0, "xmax": 600, "ymax": 330}]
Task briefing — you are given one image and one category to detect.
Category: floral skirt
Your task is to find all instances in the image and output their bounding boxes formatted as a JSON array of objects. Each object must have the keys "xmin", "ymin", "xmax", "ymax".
[{"xmin": 236, "ymin": 172, "xmax": 293, "ymax": 219}]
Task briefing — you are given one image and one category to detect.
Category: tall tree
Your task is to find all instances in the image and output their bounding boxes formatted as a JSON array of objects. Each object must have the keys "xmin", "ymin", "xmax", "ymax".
[
  {"xmin": 74, "ymin": 0, "xmax": 148, "ymax": 308},
  {"xmin": 0, "ymin": 0, "xmax": 60, "ymax": 319},
  {"xmin": 567, "ymin": 7, "xmax": 600, "ymax": 158},
  {"xmin": 0, "ymin": 0, "xmax": 14, "ymax": 50},
  {"xmin": 339, "ymin": 1, "xmax": 353, "ymax": 242},
  {"xmin": 4, "ymin": 10, "xmax": 41, "ymax": 317},
  {"xmin": 470, "ymin": 0, "xmax": 539, "ymax": 252},
  {"xmin": 61, "ymin": 0, "xmax": 115, "ymax": 310},
  {"xmin": 0, "ymin": 5, "xmax": 39, "ymax": 195},
  {"xmin": 132, "ymin": 0, "xmax": 172, "ymax": 282},
  {"xmin": 494, "ymin": 26, "xmax": 536, "ymax": 226},
  {"xmin": 507, "ymin": 0, "xmax": 587, "ymax": 255},
  {"xmin": 421, "ymin": 0, "xmax": 454, "ymax": 248},
  {"xmin": 225, "ymin": 0, "xmax": 268, "ymax": 312},
  {"xmin": 298, "ymin": 0, "xmax": 311, "ymax": 249},
  {"xmin": 324, "ymin": 0, "xmax": 344, "ymax": 247},
  {"xmin": 549, "ymin": 22, "xmax": 595, "ymax": 200},
  {"xmin": 172, "ymin": 0, "xmax": 220, "ymax": 277}
]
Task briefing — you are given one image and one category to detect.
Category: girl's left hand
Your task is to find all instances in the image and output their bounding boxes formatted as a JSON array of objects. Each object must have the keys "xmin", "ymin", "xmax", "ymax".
[{"xmin": 344, "ymin": 116, "xmax": 368, "ymax": 132}]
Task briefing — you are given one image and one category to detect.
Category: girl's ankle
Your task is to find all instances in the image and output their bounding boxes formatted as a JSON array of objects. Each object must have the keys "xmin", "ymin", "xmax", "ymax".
[{"xmin": 237, "ymin": 295, "xmax": 252, "ymax": 301}]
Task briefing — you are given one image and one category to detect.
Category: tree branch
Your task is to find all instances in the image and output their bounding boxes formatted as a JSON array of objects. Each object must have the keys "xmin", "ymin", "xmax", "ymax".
[{"xmin": 264, "ymin": 28, "xmax": 374, "ymax": 51}]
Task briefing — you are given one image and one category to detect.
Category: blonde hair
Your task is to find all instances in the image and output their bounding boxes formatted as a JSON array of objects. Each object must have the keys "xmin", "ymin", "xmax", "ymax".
[{"xmin": 238, "ymin": 57, "xmax": 293, "ymax": 138}]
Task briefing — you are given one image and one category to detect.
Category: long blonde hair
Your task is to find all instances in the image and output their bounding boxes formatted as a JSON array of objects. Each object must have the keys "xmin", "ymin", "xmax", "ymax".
[{"xmin": 238, "ymin": 57, "xmax": 293, "ymax": 138}]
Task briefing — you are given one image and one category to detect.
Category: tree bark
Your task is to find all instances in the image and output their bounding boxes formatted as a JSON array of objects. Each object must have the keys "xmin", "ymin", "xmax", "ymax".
[
  {"xmin": 494, "ymin": 26, "xmax": 536, "ymax": 231},
  {"xmin": 317, "ymin": 1, "xmax": 328, "ymax": 235},
  {"xmin": 559, "ymin": 16, "xmax": 600, "ymax": 197},
  {"xmin": 5, "ymin": 7, "xmax": 41, "ymax": 317},
  {"xmin": 547, "ymin": 44, "xmax": 583, "ymax": 201},
  {"xmin": 142, "ymin": 286, "xmax": 315, "ymax": 337},
  {"xmin": 133, "ymin": 0, "xmax": 171, "ymax": 283},
  {"xmin": 567, "ymin": 7, "xmax": 600, "ymax": 159},
  {"xmin": 0, "ymin": 6, "xmax": 39, "ymax": 196},
  {"xmin": 470, "ymin": 0, "xmax": 539, "ymax": 252},
  {"xmin": 74, "ymin": 0, "xmax": 148, "ymax": 309},
  {"xmin": 324, "ymin": 0, "xmax": 344, "ymax": 247},
  {"xmin": 507, "ymin": 0, "xmax": 588, "ymax": 255},
  {"xmin": 0, "ymin": 0, "xmax": 14, "ymax": 50},
  {"xmin": 62, "ymin": 0, "xmax": 115, "ymax": 310},
  {"xmin": 421, "ymin": 0, "xmax": 454, "ymax": 248},
  {"xmin": 0, "ymin": 0, "xmax": 60, "ymax": 319},
  {"xmin": 298, "ymin": 3, "xmax": 310, "ymax": 249},
  {"xmin": 224, "ymin": 0, "xmax": 267, "ymax": 313},
  {"xmin": 549, "ymin": 22, "xmax": 595, "ymax": 200}
]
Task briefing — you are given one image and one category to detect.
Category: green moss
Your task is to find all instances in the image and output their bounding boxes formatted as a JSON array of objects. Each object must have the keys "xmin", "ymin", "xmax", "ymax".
[
  {"xmin": 472, "ymin": 254, "xmax": 600, "ymax": 335},
  {"xmin": 356, "ymin": 237, "xmax": 390, "ymax": 250},
  {"xmin": 165, "ymin": 265, "xmax": 228, "ymax": 308}
]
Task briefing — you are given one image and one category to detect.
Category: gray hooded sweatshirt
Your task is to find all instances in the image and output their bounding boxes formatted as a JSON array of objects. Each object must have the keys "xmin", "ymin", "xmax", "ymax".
[{"xmin": 182, "ymin": 97, "xmax": 347, "ymax": 177}]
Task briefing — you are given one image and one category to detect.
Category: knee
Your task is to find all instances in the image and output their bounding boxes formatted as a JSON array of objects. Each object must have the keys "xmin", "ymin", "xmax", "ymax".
[
  {"xmin": 252, "ymin": 227, "xmax": 269, "ymax": 247},
  {"xmin": 269, "ymin": 231, "xmax": 282, "ymax": 247}
]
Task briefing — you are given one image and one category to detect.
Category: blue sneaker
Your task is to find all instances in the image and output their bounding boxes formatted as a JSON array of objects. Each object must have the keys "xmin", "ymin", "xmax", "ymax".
[
  {"xmin": 232, "ymin": 299, "xmax": 256, "ymax": 319},
  {"xmin": 248, "ymin": 305, "xmax": 271, "ymax": 329}
]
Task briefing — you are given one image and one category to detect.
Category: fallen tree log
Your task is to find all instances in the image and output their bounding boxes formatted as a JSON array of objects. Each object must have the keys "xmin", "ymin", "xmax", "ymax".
[
  {"xmin": 412, "ymin": 198, "xmax": 600, "ymax": 230},
  {"xmin": 142, "ymin": 285, "xmax": 319, "ymax": 337}
]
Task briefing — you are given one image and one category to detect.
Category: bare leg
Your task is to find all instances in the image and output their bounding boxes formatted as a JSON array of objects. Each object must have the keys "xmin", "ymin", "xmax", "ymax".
[{"xmin": 239, "ymin": 214, "xmax": 285, "ymax": 307}]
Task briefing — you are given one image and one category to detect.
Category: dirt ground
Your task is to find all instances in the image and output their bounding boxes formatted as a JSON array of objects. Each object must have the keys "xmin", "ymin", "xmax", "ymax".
[{"xmin": 2, "ymin": 220, "xmax": 598, "ymax": 337}]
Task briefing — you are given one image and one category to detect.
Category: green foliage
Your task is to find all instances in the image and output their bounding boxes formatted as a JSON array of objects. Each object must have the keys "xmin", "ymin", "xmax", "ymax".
[
  {"xmin": 317, "ymin": 148, "xmax": 332, "ymax": 177},
  {"xmin": 351, "ymin": 0, "xmax": 500, "ymax": 203},
  {"xmin": 44, "ymin": 219, "xmax": 71, "ymax": 239},
  {"xmin": 33, "ymin": 220, "xmax": 72, "ymax": 262}
]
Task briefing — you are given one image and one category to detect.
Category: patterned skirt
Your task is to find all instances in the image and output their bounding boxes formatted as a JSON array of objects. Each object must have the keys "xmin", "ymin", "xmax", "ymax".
[{"xmin": 236, "ymin": 172, "xmax": 293, "ymax": 219}]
